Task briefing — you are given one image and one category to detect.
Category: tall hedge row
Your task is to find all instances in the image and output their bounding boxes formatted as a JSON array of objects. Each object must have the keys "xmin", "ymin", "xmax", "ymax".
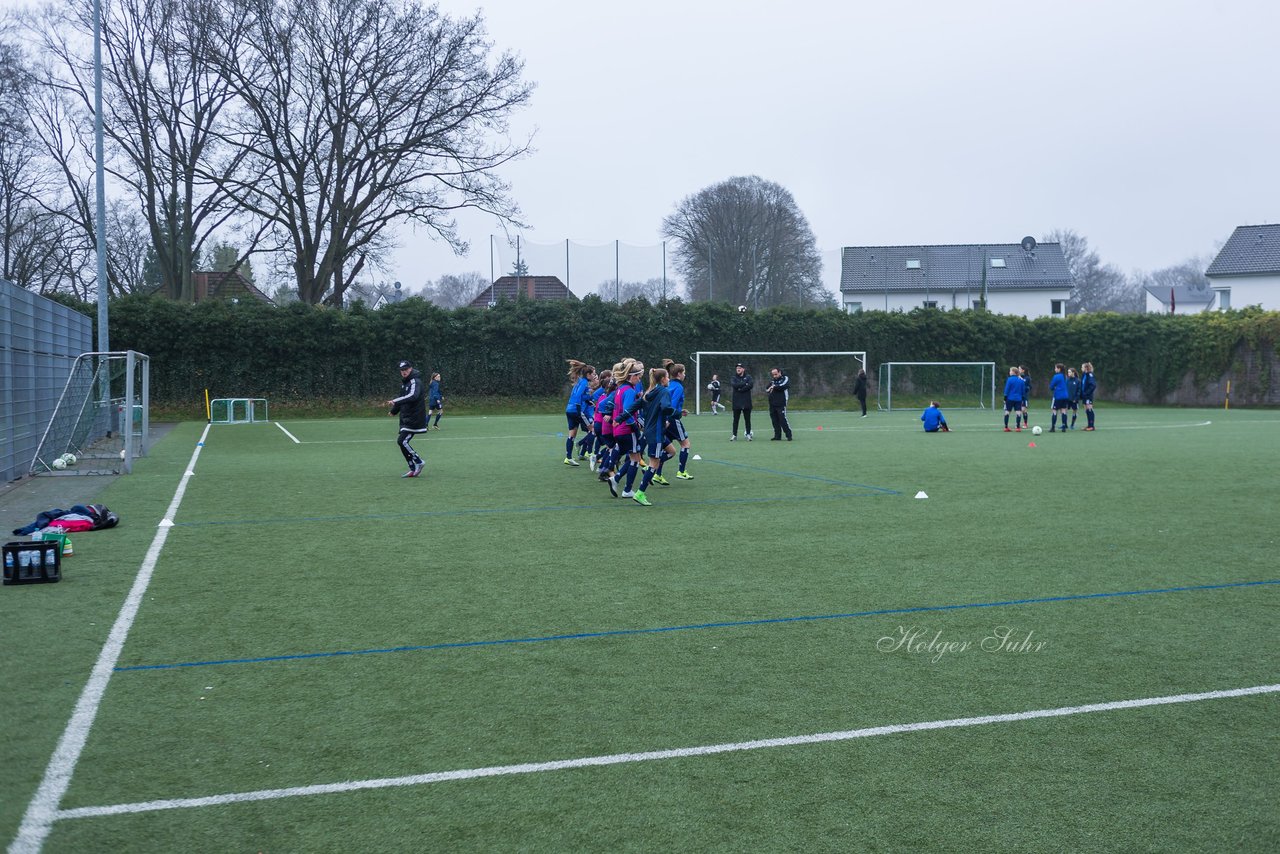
[{"xmin": 106, "ymin": 294, "xmax": 1280, "ymax": 406}]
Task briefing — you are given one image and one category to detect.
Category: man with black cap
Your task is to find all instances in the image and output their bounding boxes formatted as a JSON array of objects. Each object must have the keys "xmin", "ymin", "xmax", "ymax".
[
  {"xmin": 386, "ymin": 360, "xmax": 426, "ymax": 477},
  {"xmin": 729, "ymin": 362, "xmax": 754, "ymax": 441}
]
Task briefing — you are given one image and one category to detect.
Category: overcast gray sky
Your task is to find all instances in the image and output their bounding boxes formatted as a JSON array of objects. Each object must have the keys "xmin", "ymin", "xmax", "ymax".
[
  {"xmin": 413, "ymin": 0, "xmax": 1280, "ymax": 296},
  {"xmin": 10, "ymin": 0, "xmax": 1280, "ymax": 297}
]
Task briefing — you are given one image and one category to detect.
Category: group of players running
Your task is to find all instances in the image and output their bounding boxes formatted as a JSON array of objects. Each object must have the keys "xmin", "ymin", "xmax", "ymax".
[
  {"xmin": 562, "ymin": 357, "xmax": 694, "ymax": 507},
  {"xmin": 1002, "ymin": 362, "xmax": 1097, "ymax": 432}
]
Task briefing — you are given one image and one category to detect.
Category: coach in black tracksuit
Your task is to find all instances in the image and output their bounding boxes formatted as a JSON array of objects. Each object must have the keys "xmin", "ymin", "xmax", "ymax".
[
  {"xmin": 730, "ymin": 363, "xmax": 754, "ymax": 440},
  {"xmin": 386, "ymin": 359, "xmax": 427, "ymax": 477},
  {"xmin": 765, "ymin": 367, "xmax": 793, "ymax": 441}
]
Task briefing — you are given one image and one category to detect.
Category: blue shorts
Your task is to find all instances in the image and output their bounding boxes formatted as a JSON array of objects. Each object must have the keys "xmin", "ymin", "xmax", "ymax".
[
  {"xmin": 1004, "ymin": 399, "xmax": 1020, "ymax": 412},
  {"xmin": 429, "ymin": 398, "xmax": 443, "ymax": 410},
  {"xmin": 644, "ymin": 435, "xmax": 663, "ymax": 458},
  {"xmin": 615, "ymin": 431, "xmax": 640, "ymax": 455},
  {"xmin": 1081, "ymin": 397, "xmax": 1093, "ymax": 405},
  {"xmin": 1068, "ymin": 401, "xmax": 1078, "ymax": 411},
  {"xmin": 566, "ymin": 412, "xmax": 582, "ymax": 430},
  {"xmin": 665, "ymin": 419, "xmax": 688, "ymax": 444},
  {"xmin": 1053, "ymin": 398, "xmax": 1070, "ymax": 410}
]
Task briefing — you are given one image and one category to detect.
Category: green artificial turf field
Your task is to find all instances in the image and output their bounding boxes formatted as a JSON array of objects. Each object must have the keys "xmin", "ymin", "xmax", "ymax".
[{"xmin": 4, "ymin": 406, "xmax": 1278, "ymax": 852}]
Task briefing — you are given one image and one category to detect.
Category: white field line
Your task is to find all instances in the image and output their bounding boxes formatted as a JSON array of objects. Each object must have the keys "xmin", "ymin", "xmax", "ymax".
[
  {"xmin": 49, "ymin": 683, "xmax": 1280, "ymax": 824},
  {"xmin": 275, "ymin": 422, "xmax": 301, "ymax": 444},
  {"xmin": 9, "ymin": 424, "xmax": 213, "ymax": 854}
]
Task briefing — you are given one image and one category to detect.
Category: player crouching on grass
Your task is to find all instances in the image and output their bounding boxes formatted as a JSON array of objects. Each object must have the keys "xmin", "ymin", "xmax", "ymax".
[
  {"xmin": 386, "ymin": 359, "xmax": 426, "ymax": 478},
  {"xmin": 921, "ymin": 401, "xmax": 949, "ymax": 432}
]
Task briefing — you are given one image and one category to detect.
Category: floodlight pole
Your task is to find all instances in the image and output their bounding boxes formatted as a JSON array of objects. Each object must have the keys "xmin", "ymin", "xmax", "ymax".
[{"xmin": 93, "ymin": 0, "xmax": 110, "ymax": 409}]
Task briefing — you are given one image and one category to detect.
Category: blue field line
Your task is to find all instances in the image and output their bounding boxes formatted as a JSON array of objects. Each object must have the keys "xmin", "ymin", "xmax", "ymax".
[{"xmin": 114, "ymin": 578, "xmax": 1280, "ymax": 673}]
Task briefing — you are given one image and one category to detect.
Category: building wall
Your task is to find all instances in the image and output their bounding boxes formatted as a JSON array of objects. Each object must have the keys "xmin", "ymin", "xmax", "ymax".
[
  {"xmin": 1143, "ymin": 292, "xmax": 1216, "ymax": 314},
  {"xmin": 843, "ymin": 289, "xmax": 1070, "ymax": 318},
  {"xmin": 1206, "ymin": 274, "xmax": 1280, "ymax": 311}
]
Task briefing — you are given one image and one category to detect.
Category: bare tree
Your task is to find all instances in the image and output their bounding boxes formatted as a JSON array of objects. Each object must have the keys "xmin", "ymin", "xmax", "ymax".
[
  {"xmin": 1043, "ymin": 228, "xmax": 1138, "ymax": 313},
  {"xmin": 204, "ymin": 0, "xmax": 532, "ymax": 306},
  {"xmin": 424, "ymin": 271, "xmax": 487, "ymax": 308},
  {"xmin": 30, "ymin": 0, "xmax": 247, "ymax": 302},
  {"xmin": 594, "ymin": 277, "xmax": 669, "ymax": 303},
  {"xmin": 662, "ymin": 175, "xmax": 828, "ymax": 308}
]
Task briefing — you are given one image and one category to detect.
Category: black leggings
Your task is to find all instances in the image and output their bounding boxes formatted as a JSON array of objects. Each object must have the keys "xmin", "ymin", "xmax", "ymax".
[{"xmin": 732, "ymin": 408, "xmax": 752, "ymax": 436}]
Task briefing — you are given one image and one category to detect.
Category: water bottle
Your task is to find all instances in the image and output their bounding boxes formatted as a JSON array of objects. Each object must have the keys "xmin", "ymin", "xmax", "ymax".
[
  {"xmin": 4, "ymin": 550, "xmax": 13, "ymax": 577},
  {"xmin": 45, "ymin": 546, "xmax": 58, "ymax": 575}
]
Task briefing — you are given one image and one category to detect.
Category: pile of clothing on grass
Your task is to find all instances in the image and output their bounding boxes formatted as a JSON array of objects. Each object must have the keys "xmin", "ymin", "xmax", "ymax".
[{"xmin": 12, "ymin": 503, "xmax": 119, "ymax": 535}]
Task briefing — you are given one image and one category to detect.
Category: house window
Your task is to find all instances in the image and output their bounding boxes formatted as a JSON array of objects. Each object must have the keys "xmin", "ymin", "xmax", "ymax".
[
  {"xmin": 973, "ymin": 298, "xmax": 987, "ymax": 311},
  {"xmin": 845, "ymin": 301, "xmax": 863, "ymax": 314},
  {"xmin": 922, "ymin": 300, "xmax": 938, "ymax": 309},
  {"xmin": 905, "ymin": 259, "xmax": 921, "ymax": 269},
  {"xmin": 1050, "ymin": 299, "xmax": 1064, "ymax": 316},
  {"xmin": 1215, "ymin": 288, "xmax": 1230, "ymax": 310},
  {"xmin": 990, "ymin": 258, "xmax": 1006, "ymax": 268}
]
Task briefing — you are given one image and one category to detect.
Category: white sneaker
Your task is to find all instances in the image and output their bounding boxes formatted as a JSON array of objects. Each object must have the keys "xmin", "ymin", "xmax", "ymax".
[
  {"xmin": 588, "ymin": 455, "xmax": 597, "ymax": 472},
  {"xmin": 729, "ymin": 435, "xmax": 736, "ymax": 441},
  {"xmin": 621, "ymin": 490, "xmax": 635, "ymax": 498},
  {"xmin": 746, "ymin": 432, "xmax": 753, "ymax": 441}
]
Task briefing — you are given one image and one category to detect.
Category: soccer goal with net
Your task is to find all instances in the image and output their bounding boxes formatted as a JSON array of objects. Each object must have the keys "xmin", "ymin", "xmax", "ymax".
[
  {"xmin": 877, "ymin": 361, "xmax": 997, "ymax": 411},
  {"xmin": 29, "ymin": 350, "xmax": 151, "ymax": 476},
  {"xmin": 691, "ymin": 351, "xmax": 868, "ymax": 415}
]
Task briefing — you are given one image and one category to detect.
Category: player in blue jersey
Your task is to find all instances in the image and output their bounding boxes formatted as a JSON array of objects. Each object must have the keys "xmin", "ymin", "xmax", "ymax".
[
  {"xmin": 630, "ymin": 367, "xmax": 675, "ymax": 506},
  {"xmin": 1066, "ymin": 367, "xmax": 1082, "ymax": 429},
  {"xmin": 663, "ymin": 362, "xmax": 694, "ymax": 480},
  {"xmin": 563, "ymin": 360, "xmax": 596, "ymax": 466},
  {"xmin": 1002, "ymin": 366, "xmax": 1026, "ymax": 432},
  {"xmin": 1049, "ymin": 363, "xmax": 1069, "ymax": 432},
  {"xmin": 921, "ymin": 401, "xmax": 949, "ymax": 432},
  {"xmin": 607, "ymin": 358, "xmax": 645, "ymax": 498},
  {"xmin": 427, "ymin": 372, "xmax": 443, "ymax": 429},
  {"xmin": 1080, "ymin": 361, "xmax": 1097, "ymax": 430}
]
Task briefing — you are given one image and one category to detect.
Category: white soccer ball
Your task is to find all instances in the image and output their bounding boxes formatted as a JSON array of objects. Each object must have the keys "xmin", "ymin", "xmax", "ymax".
[
  {"xmin": 62, "ymin": 453, "xmax": 77, "ymax": 465},
  {"xmin": 737, "ymin": 305, "xmax": 747, "ymax": 313},
  {"xmin": 1031, "ymin": 426, "xmax": 1043, "ymax": 436},
  {"xmin": 51, "ymin": 458, "xmax": 66, "ymax": 470},
  {"xmin": 119, "ymin": 449, "xmax": 127, "ymax": 460}
]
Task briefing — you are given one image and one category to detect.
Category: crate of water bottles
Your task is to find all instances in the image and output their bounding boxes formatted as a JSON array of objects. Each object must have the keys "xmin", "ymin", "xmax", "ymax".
[{"xmin": 3, "ymin": 540, "xmax": 62, "ymax": 585}]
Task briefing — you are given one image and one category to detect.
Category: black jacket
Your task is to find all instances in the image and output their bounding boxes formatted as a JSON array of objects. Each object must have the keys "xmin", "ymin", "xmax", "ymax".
[
  {"xmin": 390, "ymin": 369, "xmax": 427, "ymax": 429},
  {"xmin": 765, "ymin": 373, "xmax": 790, "ymax": 407},
  {"xmin": 853, "ymin": 373, "xmax": 867, "ymax": 399},
  {"xmin": 730, "ymin": 371, "xmax": 754, "ymax": 409}
]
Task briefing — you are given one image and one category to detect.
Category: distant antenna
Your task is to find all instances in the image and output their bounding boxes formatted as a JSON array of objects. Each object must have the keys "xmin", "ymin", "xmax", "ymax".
[{"xmin": 1020, "ymin": 235, "xmax": 1037, "ymax": 252}]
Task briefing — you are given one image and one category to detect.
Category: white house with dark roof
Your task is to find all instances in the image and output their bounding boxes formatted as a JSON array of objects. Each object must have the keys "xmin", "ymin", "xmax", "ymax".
[
  {"xmin": 839, "ymin": 241, "xmax": 1073, "ymax": 318},
  {"xmin": 1205, "ymin": 224, "xmax": 1280, "ymax": 311},
  {"xmin": 1143, "ymin": 284, "xmax": 1217, "ymax": 314}
]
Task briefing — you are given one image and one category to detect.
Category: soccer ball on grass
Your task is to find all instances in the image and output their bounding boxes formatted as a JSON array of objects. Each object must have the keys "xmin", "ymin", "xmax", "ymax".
[{"xmin": 1031, "ymin": 426, "xmax": 1043, "ymax": 436}]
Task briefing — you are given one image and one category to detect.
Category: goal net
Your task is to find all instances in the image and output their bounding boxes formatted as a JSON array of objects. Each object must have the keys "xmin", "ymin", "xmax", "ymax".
[
  {"xmin": 877, "ymin": 362, "xmax": 996, "ymax": 411},
  {"xmin": 691, "ymin": 351, "xmax": 867, "ymax": 415},
  {"xmin": 30, "ymin": 350, "xmax": 151, "ymax": 476}
]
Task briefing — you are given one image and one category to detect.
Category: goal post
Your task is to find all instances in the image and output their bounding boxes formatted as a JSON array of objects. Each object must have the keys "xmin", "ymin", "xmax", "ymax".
[
  {"xmin": 29, "ymin": 350, "xmax": 151, "ymax": 476},
  {"xmin": 692, "ymin": 351, "xmax": 867, "ymax": 415},
  {"xmin": 877, "ymin": 361, "xmax": 997, "ymax": 412}
]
